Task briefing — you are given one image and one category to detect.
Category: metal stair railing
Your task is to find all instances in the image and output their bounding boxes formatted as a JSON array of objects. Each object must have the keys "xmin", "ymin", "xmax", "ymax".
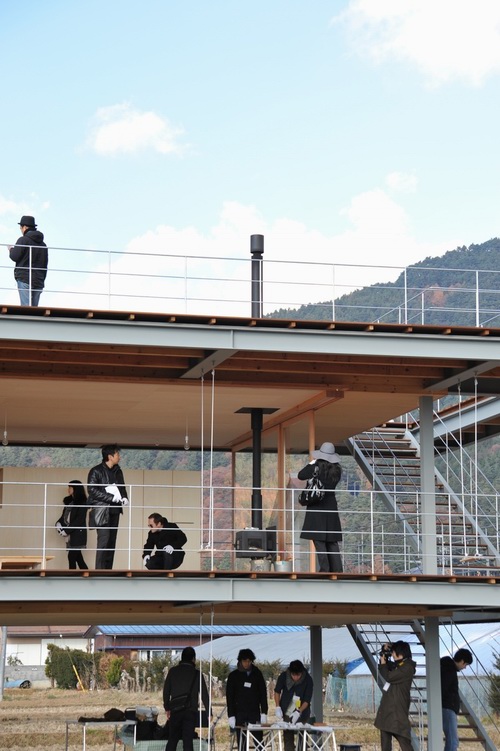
[
  {"xmin": 347, "ymin": 425, "xmax": 500, "ymax": 573},
  {"xmin": 349, "ymin": 620, "xmax": 499, "ymax": 750},
  {"xmin": 412, "ymin": 619, "xmax": 499, "ymax": 751},
  {"xmin": 429, "ymin": 409, "xmax": 500, "ymax": 549},
  {"xmin": 347, "ymin": 623, "xmax": 425, "ymax": 750},
  {"xmin": 347, "ymin": 428, "xmax": 422, "ymax": 557}
]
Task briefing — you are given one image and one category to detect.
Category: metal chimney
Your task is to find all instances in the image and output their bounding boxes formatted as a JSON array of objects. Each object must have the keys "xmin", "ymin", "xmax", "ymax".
[{"xmin": 250, "ymin": 234, "xmax": 264, "ymax": 318}]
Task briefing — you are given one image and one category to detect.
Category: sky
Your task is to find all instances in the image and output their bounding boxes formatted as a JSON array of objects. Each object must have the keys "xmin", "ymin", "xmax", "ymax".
[{"xmin": 1, "ymin": 0, "xmax": 500, "ymax": 312}]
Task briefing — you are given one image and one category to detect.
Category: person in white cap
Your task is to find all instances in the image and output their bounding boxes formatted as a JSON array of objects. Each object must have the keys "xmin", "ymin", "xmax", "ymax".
[{"xmin": 298, "ymin": 442, "xmax": 343, "ymax": 572}]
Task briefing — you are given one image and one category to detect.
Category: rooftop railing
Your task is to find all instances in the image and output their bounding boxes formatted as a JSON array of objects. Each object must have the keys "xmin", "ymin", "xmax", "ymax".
[{"xmin": 1, "ymin": 244, "xmax": 500, "ymax": 325}]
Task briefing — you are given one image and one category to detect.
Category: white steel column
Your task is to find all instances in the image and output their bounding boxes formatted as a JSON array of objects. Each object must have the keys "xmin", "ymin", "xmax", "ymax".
[
  {"xmin": 424, "ymin": 616, "xmax": 443, "ymax": 750},
  {"xmin": 419, "ymin": 396, "xmax": 438, "ymax": 575}
]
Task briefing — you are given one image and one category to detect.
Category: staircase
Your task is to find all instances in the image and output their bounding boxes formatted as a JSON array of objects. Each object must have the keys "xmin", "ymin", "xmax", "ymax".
[
  {"xmin": 346, "ymin": 423, "xmax": 500, "ymax": 573},
  {"xmin": 348, "ymin": 621, "xmax": 498, "ymax": 750},
  {"xmin": 346, "ymin": 417, "xmax": 500, "ymax": 748}
]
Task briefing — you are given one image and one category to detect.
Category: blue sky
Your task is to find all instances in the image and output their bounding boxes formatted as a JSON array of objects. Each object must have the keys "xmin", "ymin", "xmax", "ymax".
[{"xmin": 1, "ymin": 0, "xmax": 500, "ymax": 310}]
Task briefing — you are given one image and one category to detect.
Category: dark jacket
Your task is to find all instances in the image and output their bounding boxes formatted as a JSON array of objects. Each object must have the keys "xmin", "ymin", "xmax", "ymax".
[
  {"xmin": 10, "ymin": 229, "xmax": 48, "ymax": 288},
  {"xmin": 441, "ymin": 656, "xmax": 460, "ymax": 713},
  {"xmin": 275, "ymin": 669, "xmax": 313, "ymax": 722},
  {"xmin": 143, "ymin": 522, "xmax": 187, "ymax": 569},
  {"xmin": 298, "ymin": 459, "xmax": 342, "ymax": 543},
  {"xmin": 163, "ymin": 660, "xmax": 210, "ymax": 715},
  {"xmin": 374, "ymin": 658, "xmax": 416, "ymax": 739},
  {"xmin": 57, "ymin": 495, "xmax": 88, "ymax": 549},
  {"xmin": 226, "ymin": 663, "xmax": 268, "ymax": 721},
  {"xmin": 87, "ymin": 462, "xmax": 128, "ymax": 515}
]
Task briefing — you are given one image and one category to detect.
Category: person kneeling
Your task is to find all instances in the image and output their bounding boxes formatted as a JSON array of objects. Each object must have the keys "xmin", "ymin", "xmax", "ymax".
[{"xmin": 143, "ymin": 513, "xmax": 187, "ymax": 570}]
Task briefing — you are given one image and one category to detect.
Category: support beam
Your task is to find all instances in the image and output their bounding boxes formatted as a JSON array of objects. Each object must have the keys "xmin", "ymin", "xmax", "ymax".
[
  {"xmin": 420, "ymin": 396, "xmax": 438, "ymax": 575},
  {"xmin": 424, "ymin": 616, "xmax": 443, "ymax": 750},
  {"xmin": 309, "ymin": 626, "xmax": 323, "ymax": 722}
]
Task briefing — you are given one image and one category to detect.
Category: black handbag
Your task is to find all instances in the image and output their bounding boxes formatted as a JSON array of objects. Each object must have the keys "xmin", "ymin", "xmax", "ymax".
[
  {"xmin": 89, "ymin": 504, "xmax": 110, "ymax": 529},
  {"xmin": 299, "ymin": 465, "xmax": 326, "ymax": 507},
  {"xmin": 169, "ymin": 671, "xmax": 198, "ymax": 713}
]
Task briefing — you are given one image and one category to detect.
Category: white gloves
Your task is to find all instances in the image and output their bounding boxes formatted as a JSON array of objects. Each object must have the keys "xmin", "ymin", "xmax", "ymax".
[
  {"xmin": 56, "ymin": 522, "xmax": 68, "ymax": 537},
  {"xmin": 275, "ymin": 707, "xmax": 283, "ymax": 720},
  {"xmin": 228, "ymin": 716, "xmax": 236, "ymax": 729},
  {"xmin": 121, "ymin": 497, "xmax": 129, "ymax": 506},
  {"xmin": 260, "ymin": 714, "xmax": 267, "ymax": 725},
  {"xmin": 163, "ymin": 545, "xmax": 174, "ymax": 554},
  {"xmin": 105, "ymin": 484, "xmax": 122, "ymax": 502},
  {"xmin": 143, "ymin": 555, "xmax": 151, "ymax": 567},
  {"xmin": 290, "ymin": 710, "xmax": 301, "ymax": 724}
]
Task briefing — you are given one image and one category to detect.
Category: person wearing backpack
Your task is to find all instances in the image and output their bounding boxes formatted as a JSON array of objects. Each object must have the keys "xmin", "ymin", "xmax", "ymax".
[{"xmin": 298, "ymin": 442, "xmax": 343, "ymax": 573}]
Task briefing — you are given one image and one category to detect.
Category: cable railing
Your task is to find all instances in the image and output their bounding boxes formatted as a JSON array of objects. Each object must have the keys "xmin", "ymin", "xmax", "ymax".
[
  {"xmin": 2, "ymin": 244, "xmax": 500, "ymax": 325},
  {"xmin": 430, "ymin": 409, "xmax": 500, "ymax": 555},
  {"xmin": 1, "ymin": 481, "xmax": 500, "ymax": 576}
]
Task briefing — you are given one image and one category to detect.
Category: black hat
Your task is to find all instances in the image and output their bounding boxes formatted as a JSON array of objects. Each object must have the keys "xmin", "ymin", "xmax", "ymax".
[{"xmin": 18, "ymin": 215, "xmax": 37, "ymax": 228}]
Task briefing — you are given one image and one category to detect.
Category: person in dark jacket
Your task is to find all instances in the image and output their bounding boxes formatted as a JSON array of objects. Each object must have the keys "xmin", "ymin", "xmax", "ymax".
[
  {"xmin": 226, "ymin": 648, "xmax": 268, "ymax": 746},
  {"xmin": 87, "ymin": 444, "xmax": 128, "ymax": 569},
  {"xmin": 164, "ymin": 646, "xmax": 210, "ymax": 751},
  {"xmin": 8, "ymin": 215, "xmax": 48, "ymax": 306},
  {"xmin": 274, "ymin": 660, "xmax": 313, "ymax": 751},
  {"xmin": 298, "ymin": 441, "xmax": 343, "ymax": 572},
  {"xmin": 374, "ymin": 641, "xmax": 416, "ymax": 751},
  {"xmin": 441, "ymin": 648, "xmax": 473, "ymax": 751},
  {"xmin": 142, "ymin": 513, "xmax": 187, "ymax": 570},
  {"xmin": 55, "ymin": 480, "xmax": 89, "ymax": 570}
]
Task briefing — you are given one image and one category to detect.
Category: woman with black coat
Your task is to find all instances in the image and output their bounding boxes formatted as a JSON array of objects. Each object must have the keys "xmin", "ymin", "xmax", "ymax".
[
  {"xmin": 298, "ymin": 441, "xmax": 343, "ymax": 573},
  {"xmin": 56, "ymin": 480, "xmax": 89, "ymax": 570}
]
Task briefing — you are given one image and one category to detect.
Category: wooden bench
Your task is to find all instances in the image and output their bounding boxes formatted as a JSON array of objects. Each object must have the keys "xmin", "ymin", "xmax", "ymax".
[{"xmin": 0, "ymin": 556, "xmax": 54, "ymax": 570}]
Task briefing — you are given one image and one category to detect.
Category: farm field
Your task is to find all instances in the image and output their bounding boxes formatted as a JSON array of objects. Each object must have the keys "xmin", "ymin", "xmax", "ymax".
[{"xmin": 0, "ymin": 689, "xmax": 499, "ymax": 750}]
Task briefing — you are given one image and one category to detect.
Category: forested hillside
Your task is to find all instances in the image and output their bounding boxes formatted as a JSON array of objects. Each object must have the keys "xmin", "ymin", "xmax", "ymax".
[{"xmin": 270, "ymin": 237, "xmax": 500, "ymax": 325}]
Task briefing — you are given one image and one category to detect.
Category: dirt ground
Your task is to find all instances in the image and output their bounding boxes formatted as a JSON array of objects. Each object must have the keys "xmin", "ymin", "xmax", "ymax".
[{"xmin": 0, "ymin": 688, "xmax": 498, "ymax": 750}]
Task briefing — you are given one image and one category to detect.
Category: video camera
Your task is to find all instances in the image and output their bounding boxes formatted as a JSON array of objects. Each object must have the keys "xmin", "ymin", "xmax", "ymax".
[{"xmin": 379, "ymin": 643, "xmax": 393, "ymax": 658}]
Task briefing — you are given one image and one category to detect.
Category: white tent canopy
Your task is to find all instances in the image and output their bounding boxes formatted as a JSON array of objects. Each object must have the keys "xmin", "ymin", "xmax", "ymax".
[
  {"xmin": 194, "ymin": 627, "xmax": 361, "ymax": 668},
  {"xmin": 194, "ymin": 623, "xmax": 500, "ymax": 676}
]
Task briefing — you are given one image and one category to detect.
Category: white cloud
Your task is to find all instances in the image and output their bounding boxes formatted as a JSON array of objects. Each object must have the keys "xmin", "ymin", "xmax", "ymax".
[
  {"xmin": 334, "ymin": 0, "xmax": 500, "ymax": 86},
  {"xmin": 385, "ymin": 171, "xmax": 417, "ymax": 194},
  {"xmin": 0, "ymin": 195, "xmax": 23, "ymax": 216},
  {"xmin": 49, "ymin": 192, "xmax": 449, "ymax": 317},
  {"xmin": 87, "ymin": 103, "xmax": 185, "ymax": 156}
]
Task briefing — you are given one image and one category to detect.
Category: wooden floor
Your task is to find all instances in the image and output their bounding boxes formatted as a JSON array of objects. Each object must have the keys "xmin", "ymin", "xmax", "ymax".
[{"xmin": 1, "ymin": 568, "xmax": 499, "ymax": 583}]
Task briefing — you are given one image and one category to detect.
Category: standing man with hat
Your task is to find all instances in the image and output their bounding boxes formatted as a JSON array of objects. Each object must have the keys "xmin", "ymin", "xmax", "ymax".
[
  {"xmin": 8, "ymin": 215, "xmax": 48, "ymax": 306},
  {"xmin": 298, "ymin": 441, "xmax": 343, "ymax": 573}
]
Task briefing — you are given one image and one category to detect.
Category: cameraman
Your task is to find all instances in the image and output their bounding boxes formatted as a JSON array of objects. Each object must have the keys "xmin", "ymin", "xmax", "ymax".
[{"xmin": 374, "ymin": 641, "xmax": 416, "ymax": 751}]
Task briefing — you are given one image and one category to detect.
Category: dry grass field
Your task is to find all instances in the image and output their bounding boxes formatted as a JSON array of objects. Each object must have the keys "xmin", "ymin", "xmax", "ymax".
[{"xmin": 0, "ymin": 688, "xmax": 499, "ymax": 750}]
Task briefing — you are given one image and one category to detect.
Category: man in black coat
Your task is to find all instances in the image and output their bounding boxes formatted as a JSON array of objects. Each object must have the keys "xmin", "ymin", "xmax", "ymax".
[
  {"xmin": 87, "ymin": 444, "xmax": 128, "ymax": 569},
  {"xmin": 142, "ymin": 513, "xmax": 187, "ymax": 570},
  {"xmin": 8, "ymin": 215, "xmax": 48, "ymax": 306},
  {"xmin": 226, "ymin": 648, "xmax": 268, "ymax": 746},
  {"xmin": 164, "ymin": 646, "xmax": 210, "ymax": 751},
  {"xmin": 441, "ymin": 648, "xmax": 473, "ymax": 751}
]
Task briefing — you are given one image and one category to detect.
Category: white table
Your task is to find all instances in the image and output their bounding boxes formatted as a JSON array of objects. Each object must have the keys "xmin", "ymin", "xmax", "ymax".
[
  {"xmin": 244, "ymin": 724, "xmax": 337, "ymax": 751},
  {"xmin": 65, "ymin": 719, "xmax": 136, "ymax": 751},
  {"xmin": 243, "ymin": 724, "xmax": 283, "ymax": 751}
]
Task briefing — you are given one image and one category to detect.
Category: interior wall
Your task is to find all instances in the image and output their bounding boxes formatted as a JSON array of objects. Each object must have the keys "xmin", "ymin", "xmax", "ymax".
[{"xmin": 0, "ymin": 467, "xmax": 201, "ymax": 570}]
